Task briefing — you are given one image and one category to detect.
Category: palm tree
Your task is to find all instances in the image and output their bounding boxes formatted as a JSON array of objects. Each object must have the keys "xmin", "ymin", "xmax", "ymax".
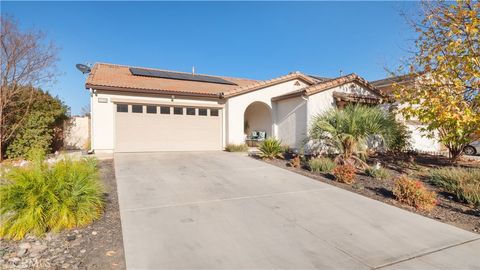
[{"xmin": 309, "ymin": 104, "xmax": 405, "ymax": 168}]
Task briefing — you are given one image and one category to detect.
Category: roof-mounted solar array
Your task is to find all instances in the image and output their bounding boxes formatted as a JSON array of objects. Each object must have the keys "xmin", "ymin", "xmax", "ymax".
[{"xmin": 129, "ymin": 67, "xmax": 237, "ymax": 85}]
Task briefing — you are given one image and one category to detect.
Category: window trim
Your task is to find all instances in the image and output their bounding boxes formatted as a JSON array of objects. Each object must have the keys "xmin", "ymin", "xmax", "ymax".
[
  {"xmin": 146, "ymin": 105, "xmax": 157, "ymax": 114},
  {"xmin": 131, "ymin": 104, "xmax": 143, "ymax": 113},
  {"xmin": 198, "ymin": 108, "xmax": 208, "ymax": 116},
  {"xmin": 210, "ymin": 108, "xmax": 219, "ymax": 116},
  {"xmin": 173, "ymin": 107, "xmax": 184, "ymax": 115},
  {"xmin": 186, "ymin": 107, "xmax": 196, "ymax": 116},
  {"xmin": 117, "ymin": 104, "xmax": 129, "ymax": 113},
  {"xmin": 160, "ymin": 106, "xmax": 171, "ymax": 115}
]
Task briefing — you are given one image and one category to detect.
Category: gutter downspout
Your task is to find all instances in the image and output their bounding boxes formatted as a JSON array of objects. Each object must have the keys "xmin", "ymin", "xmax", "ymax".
[{"xmin": 87, "ymin": 88, "xmax": 95, "ymax": 154}]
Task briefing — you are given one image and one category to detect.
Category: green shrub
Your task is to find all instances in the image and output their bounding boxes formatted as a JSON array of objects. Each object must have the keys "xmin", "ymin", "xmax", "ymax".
[
  {"xmin": 333, "ymin": 164, "xmax": 356, "ymax": 184},
  {"xmin": 393, "ymin": 175, "xmax": 437, "ymax": 211},
  {"xmin": 259, "ymin": 138, "xmax": 283, "ymax": 159},
  {"xmin": 429, "ymin": 167, "xmax": 480, "ymax": 206},
  {"xmin": 225, "ymin": 144, "xmax": 248, "ymax": 152},
  {"xmin": 0, "ymin": 157, "xmax": 104, "ymax": 240},
  {"xmin": 365, "ymin": 166, "xmax": 391, "ymax": 181},
  {"xmin": 309, "ymin": 157, "xmax": 335, "ymax": 173},
  {"xmin": 384, "ymin": 118, "xmax": 412, "ymax": 152},
  {"xmin": 5, "ymin": 88, "xmax": 69, "ymax": 159}
]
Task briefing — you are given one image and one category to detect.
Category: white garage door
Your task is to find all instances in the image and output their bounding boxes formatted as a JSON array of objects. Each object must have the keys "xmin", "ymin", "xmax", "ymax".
[{"xmin": 114, "ymin": 103, "xmax": 222, "ymax": 152}]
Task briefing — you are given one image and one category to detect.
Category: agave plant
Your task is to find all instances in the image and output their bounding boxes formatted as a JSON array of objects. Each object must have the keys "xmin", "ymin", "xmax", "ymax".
[
  {"xmin": 309, "ymin": 104, "xmax": 406, "ymax": 168},
  {"xmin": 258, "ymin": 138, "xmax": 284, "ymax": 159}
]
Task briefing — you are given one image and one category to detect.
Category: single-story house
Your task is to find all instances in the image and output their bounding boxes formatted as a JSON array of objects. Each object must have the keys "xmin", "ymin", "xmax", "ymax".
[{"xmin": 85, "ymin": 63, "xmax": 437, "ymax": 153}]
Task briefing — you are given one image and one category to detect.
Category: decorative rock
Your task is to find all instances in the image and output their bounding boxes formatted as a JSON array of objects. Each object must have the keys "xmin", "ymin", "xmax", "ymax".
[
  {"xmin": 80, "ymin": 249, "xmax": 86, "ymax": 254},
  {"xmin": 9, "ymin": 257, "xmax": 21, "ymax": 265},
  {"xmin": 91, "ymin": 231, "xmax": 97, "ymax": 236},
  {"xmin": 19, "ymin": 243, "xmax": 31, "ymax": 250},
  {"xmin": 66, "ymin": 235, "xmax": 76, "ymax": 241},
  {"xmin": 29, "ymin": 244, "xmax": 47, "ymax": 257},
  {"xmin": 16, "ymin": 248, "xmax": 28, "ymax": 257}
]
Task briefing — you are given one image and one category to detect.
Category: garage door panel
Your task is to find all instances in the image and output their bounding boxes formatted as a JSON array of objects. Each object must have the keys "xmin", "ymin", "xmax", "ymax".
[{"xmin": 115, "ymin": 107, "xmax": 222, "ymax": 152}]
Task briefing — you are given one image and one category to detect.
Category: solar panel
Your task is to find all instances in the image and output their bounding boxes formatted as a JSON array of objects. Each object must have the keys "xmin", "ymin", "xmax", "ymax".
[{"xmin": 129, "ymin": 67, "xmax": 237, "ymax": 85}]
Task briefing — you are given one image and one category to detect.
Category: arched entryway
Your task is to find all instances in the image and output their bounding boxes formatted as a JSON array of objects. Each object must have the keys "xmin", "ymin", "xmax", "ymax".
[{"xmin": 243, "ymin": 101, "xmax": 272, "ymax": 140}]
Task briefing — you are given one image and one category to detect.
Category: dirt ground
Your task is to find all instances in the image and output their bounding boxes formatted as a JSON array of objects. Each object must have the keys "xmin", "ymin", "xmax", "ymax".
[
  {"xmin": 0, "ymin": 159, "xmax": 126, "ymax": 270},
  {"xmin": 259, "ymin": 153, "xmax": 480, "ymax": 235}
]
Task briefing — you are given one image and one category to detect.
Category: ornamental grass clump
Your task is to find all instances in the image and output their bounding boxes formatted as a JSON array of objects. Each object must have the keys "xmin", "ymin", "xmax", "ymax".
[
  {"xmin": 333, "ymin": 164, "xmax": 356, "ymax": 184},
  {"xmin": 258, "ymin": 138, "xmax": 283, "ymax": 159},
  {"xmin": 429, "ymin": 167, "xmax": 480, "ymax": 206},
  {"xmin": 0, "ymin": 153, "xmax": 105, "ymax": 240},
  {"xmin": 365, "ymin": 166, "xmax": 391, "ymax": 181},
  {"xmin": 393, "ymin": 175, "xmax": 436, "ymax": 211},
  {"xmin": 309, "ymin": 157, "xmax": 335, "ymax": 173},
  {"xmin": 225, "ymin": 143, "xmax": 248, "ymax": 152}
]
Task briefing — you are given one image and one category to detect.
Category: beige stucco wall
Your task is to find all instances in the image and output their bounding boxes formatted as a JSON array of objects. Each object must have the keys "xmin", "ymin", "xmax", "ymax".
[
  {"xmin": 275, "ymin": 96, "xmax": 307, "ymax": 148},
  {"xmin": 90, "ymin": 90, "xmax": 223, "ymax": 152},
  {"xmin": 226, "ymin": 79, "xmax": 309, "ymax": 144},
  {"xmin": 64, "ymin": 116, "xmax": 90, "ymax": 150}
]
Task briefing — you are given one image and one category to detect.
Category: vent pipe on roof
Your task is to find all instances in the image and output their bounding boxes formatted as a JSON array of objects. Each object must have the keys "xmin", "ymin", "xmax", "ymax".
[
  {"xmin": 340, "ymin": 70, "xmax": 343, "ymax": 76},
  {"xmin": 192, "ymin": 66, "xmax": 195, "ymax": 76}
]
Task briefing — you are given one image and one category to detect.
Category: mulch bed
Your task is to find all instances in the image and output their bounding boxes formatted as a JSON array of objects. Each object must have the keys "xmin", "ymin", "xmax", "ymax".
[
  {"xmin": 0, "ymin": 159, "xmax": 126, "ymax": 270},
  {"xmin": 255, "ymin": 153, "xmax": 480, "ymax": 234}
]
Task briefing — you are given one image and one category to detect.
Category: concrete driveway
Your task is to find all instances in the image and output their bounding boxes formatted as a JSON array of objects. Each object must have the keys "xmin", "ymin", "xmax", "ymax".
[{"xmin": 114, "ymin": 152, "xmax": 480, "ymax": 270}]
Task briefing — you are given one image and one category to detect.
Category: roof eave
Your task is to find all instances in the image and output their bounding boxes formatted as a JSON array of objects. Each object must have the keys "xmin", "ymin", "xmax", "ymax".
[
  {"xmin": 223, "ymin": 73, "xmax": 316, "ymax": 98},
  {"xmin": 85, "ymin": 84, "xmax": 221, "ymax": 98},
  {"xmin": 271, "ymin": 91, "xmax": 305, "ymax": 102}
]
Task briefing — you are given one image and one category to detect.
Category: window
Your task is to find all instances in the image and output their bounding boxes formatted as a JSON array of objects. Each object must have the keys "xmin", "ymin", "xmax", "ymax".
[
  {"xmin": 117, "ymin": 104, "xmax": 128, "ymax": 113},
  {"xmin": 174, "ymin": 107, "xmax": 183, "ymax": 115},
  {"xmin": 146, "ymin": 105, "xmax": 157, "ymax": 114},
  {"xmin": 198, "ymin": 108, "xmax": 208, "ymax": 116},
  {"xmin": 132, "ymin": 105, "xmax": 143, "ymax": 113},
  {"xmin": 160, "ymin": 106, "xmax": 170, "ymax": 114},
  {"xmin": 186, "ymin": 107, "xmax": 196, "ymax": 115},
  {"xmin": 210, "ymin": 109, "xmax": 219, "ymax": 116}
]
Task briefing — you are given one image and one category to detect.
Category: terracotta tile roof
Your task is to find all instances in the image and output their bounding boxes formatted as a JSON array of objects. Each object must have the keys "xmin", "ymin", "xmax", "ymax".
[
  {"xmin": 271, "ymin": 73, "xmax": 383, "ymax": 101},
  {"xmin": 222, "ymin": 71, "xmax": 318, "ymax": 98},
  {"xmin": 85, "ymin": 63, "xmax": 259, "ymax": 97},
  {"xmin": 370, "ymin": 74, "xmax": 417, "ymax": 96}
]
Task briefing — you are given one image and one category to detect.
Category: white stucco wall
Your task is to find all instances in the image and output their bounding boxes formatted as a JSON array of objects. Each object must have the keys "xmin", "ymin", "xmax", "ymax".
[
  {"xmin": 406, "ymin": 123, "xmax": 442, "ymax": 152},
  {"xmin": 226, "ymin": 79, "xmax": 309, "ymax": 144},
  {"xmin": 90, "ymin": 90, "xmax": 223, "ymax": 152},
  {"xmin": 275, "ymin": 96, "xmax": 307, "ymax": 148}
]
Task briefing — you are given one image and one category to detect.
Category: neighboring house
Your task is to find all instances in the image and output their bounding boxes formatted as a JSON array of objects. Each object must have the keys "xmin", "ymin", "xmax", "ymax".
[
  {"xmin": 370, "ymin": 75, "xmax": 443, "ymax": 152},
  {"xmin": 85, "ymin": 63, "xmax": 407, "ymax": 153}
]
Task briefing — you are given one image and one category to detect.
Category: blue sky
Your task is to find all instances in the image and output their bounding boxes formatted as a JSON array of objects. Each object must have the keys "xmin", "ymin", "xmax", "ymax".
[{"xmin": 2, "ymin": 1, "xmax": 418, "ymax": 115}]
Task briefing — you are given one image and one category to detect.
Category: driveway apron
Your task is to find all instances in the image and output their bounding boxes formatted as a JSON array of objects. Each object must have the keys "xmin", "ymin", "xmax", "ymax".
[{"xmin": 114, "ymin": 152, "xmax": 480, "ymax": 270}]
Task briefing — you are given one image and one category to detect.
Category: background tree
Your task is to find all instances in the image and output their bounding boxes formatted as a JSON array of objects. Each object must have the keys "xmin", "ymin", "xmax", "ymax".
[
  {"xmin": 393, "ymin": 0, "xmax": 480, "ymax": 161},
  {"xmin": 0, "ymin": 15, "xmax": 59, "ymax": 160},
  {"xmin": 5, "ymin": 88, "xmax": 68, "ymax": 158}
]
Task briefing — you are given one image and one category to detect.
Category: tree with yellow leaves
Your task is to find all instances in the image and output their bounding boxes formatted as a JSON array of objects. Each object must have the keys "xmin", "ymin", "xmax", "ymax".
[{"xmin": 394, "ymin": 0, "xmax": 479, "ymax": 162}]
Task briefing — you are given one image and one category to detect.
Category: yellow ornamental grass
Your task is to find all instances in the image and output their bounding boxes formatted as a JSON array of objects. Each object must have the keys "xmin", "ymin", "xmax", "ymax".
[{"xmin": 0, "ymin": 157, "xmax": 105, "ymax": 240}]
